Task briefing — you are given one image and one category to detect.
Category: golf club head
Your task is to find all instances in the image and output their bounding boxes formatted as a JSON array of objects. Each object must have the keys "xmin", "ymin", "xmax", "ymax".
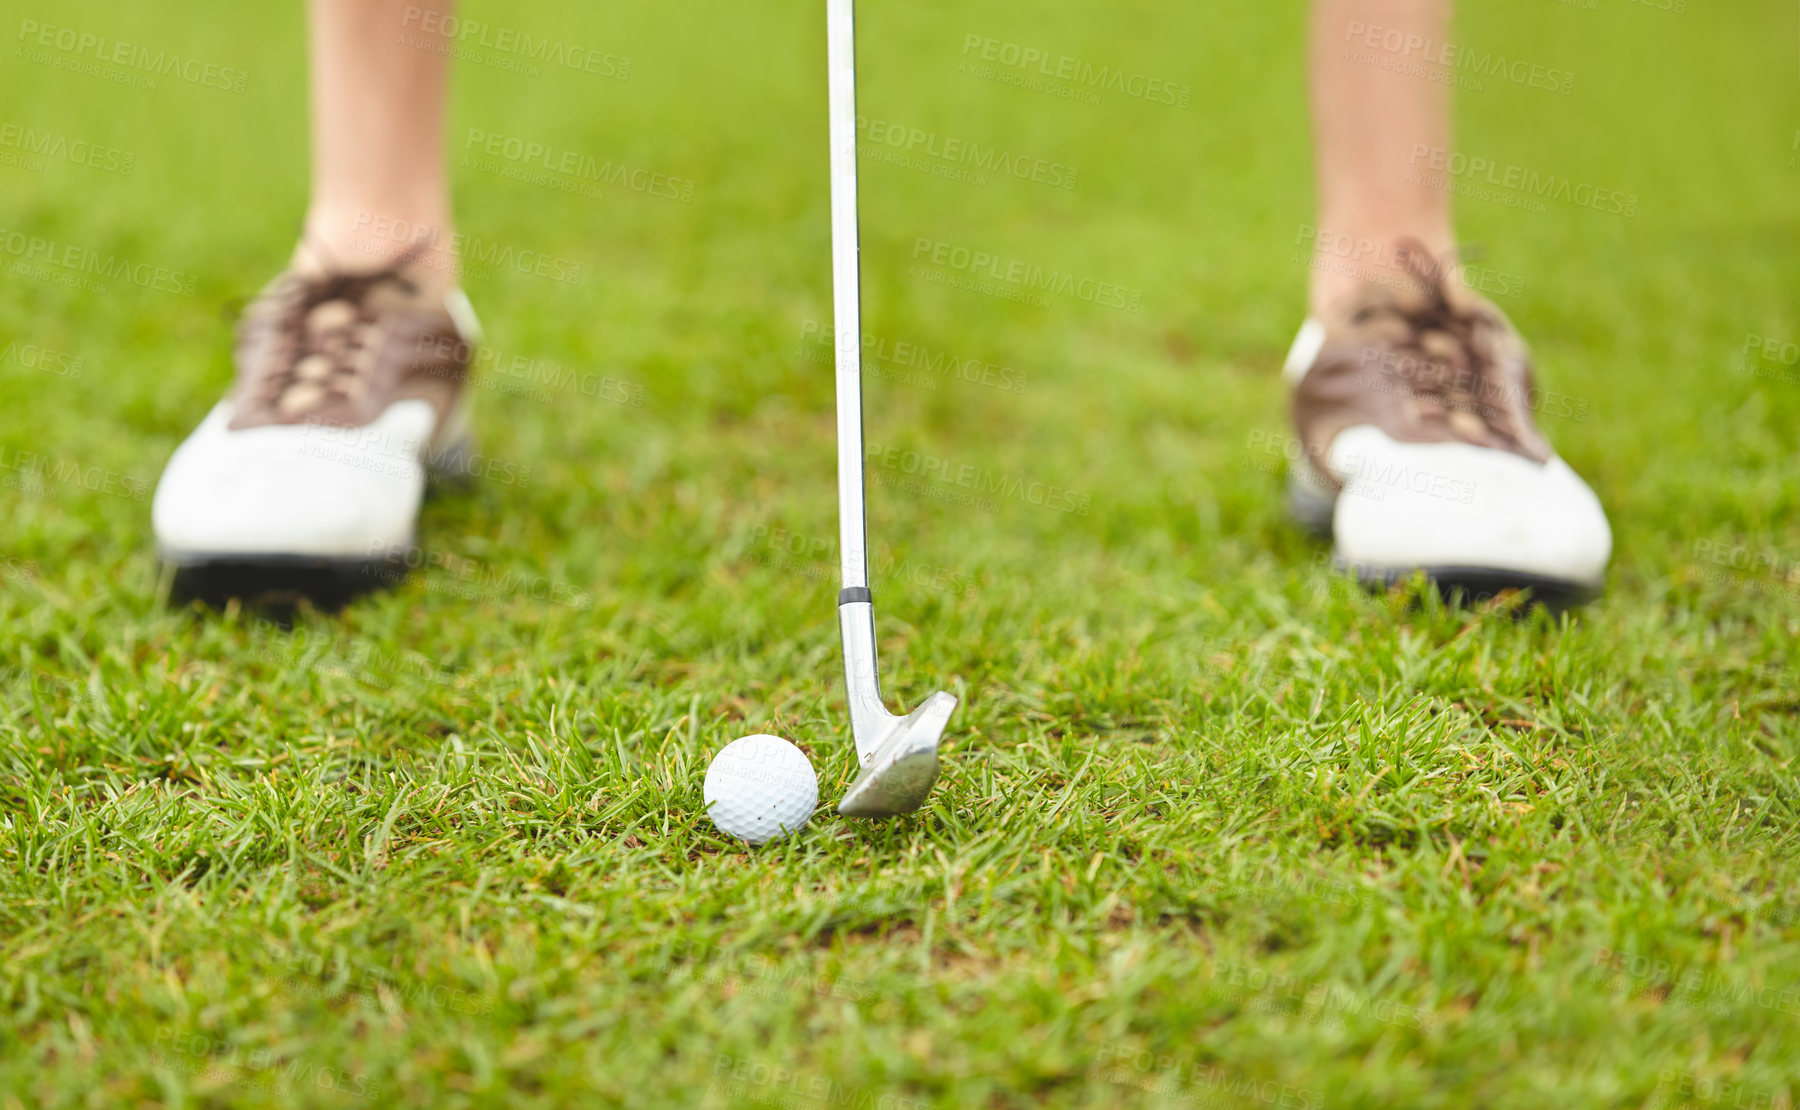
[{"xmin": 837, "ymin": 690, "xmax": 956, "ymax": 817}]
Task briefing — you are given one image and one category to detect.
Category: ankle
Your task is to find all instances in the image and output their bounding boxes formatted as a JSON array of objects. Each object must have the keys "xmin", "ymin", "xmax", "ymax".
[
  {"xmin": 1305, "ymin": 225, "xmax": 1458, "ymax": 317},
  {"xmin": 301, "ymin": 205, "xmax": 460, "ymax": 288}
]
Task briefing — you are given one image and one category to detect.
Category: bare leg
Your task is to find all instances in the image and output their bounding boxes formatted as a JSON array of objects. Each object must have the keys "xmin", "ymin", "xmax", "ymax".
[
  {"xmin": 1307, "ymin": 0, "xmax": 1457, "ymax": 315},
  {"xmin": 303, "ymin": 0, "xmax": 456, "ymax": 279}
]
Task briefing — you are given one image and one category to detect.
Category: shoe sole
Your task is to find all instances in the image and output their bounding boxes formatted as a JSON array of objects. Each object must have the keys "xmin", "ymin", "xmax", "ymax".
[
  {"xmin": 1288, "ymin": 467, "xmax": 1602, "ymax": 609},
  {"xmin": 1334, "ymin": 558, "xmax": 1601, "ymax": 611},
  {"xmin": 162, "ymin": 549, "xmax": 411, "ymax": 611}
]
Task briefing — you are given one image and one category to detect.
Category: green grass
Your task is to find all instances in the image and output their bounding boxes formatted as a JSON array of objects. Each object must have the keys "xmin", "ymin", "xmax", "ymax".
[{"xmin": 5, "ymin": 0, "xmax": 1800, "ymax": 1106}]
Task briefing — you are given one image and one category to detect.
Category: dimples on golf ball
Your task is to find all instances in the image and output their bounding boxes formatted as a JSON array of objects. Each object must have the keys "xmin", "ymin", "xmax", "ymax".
[{"xmin": 704, "ymin": 734, "xmax": 818, "ymax": 844}]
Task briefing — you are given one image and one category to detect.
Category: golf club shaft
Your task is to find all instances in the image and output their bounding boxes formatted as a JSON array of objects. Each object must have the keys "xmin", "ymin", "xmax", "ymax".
[
  {"xmin": 826, "ymin": 0, "xmax": 868, "ymax": 594},
  {"xmin": 826, "ymin": 0, "xmax": 895, "ymax": 757}
]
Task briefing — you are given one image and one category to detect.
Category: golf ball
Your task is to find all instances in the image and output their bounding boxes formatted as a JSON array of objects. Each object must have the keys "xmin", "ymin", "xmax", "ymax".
[{"xmin": 703, "ymin": 734, "xmax": 818, "ymax": 844}]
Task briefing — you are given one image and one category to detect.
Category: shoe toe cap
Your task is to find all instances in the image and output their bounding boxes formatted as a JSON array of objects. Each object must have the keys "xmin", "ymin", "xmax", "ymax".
[
  {"xmin": 153, "ymin": 403, "xmax": 431, "ymax": 561},
  {"xmin": 1327, "ymin": 426, "xmax": 1612, "ymax": 587}
]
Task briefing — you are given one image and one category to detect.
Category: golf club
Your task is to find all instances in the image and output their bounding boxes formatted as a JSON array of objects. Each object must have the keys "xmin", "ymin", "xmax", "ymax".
[{"xmin": 826, "ymin": 0, "xmax": 958, "ymax": 819}]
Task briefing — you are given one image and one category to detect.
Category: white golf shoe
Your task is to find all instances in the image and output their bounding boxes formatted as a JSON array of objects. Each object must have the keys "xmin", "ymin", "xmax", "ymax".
[
  {"xmin": 153, "ymin": 242, "xmax": 482, "ymax": 604},
  {"xmin": 1284, "ymin": 241, "xmax": 1611, "ymax": 604}
]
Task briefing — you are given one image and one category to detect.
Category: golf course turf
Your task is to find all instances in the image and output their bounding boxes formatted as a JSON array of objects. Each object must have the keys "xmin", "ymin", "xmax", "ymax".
[{"xmin": 4, "ymin": 0, "xmax": 1800, "ymax": 1106}]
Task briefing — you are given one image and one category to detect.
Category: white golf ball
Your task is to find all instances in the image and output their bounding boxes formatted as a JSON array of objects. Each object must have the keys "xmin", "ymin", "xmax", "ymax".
[{"xmin": 704, "ymin": 734, "xmax": 818, "ymax": 844}]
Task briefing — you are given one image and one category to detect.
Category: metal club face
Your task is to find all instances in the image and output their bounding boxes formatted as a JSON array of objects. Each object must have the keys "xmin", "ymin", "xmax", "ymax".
[
  {"xmin": 827, "ymin": 0, "xmax": 958, "ymax": 819},
  {"xmin": 835, "ymin": 600, "xmax": 956, "ymax": 817},
  {"xmin": 838, "ymin": 693, "xmax": 956, "ymax": 817}
]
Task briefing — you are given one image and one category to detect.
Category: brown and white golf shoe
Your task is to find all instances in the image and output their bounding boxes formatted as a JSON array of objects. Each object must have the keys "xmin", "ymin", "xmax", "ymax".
[
  {"xmin": 1283, "ymin": 241, "xmax": 1610, "ymax": 604},
  {"xmin": 152, "ymin": 241, "xmax": 482, "ymax": 604}
]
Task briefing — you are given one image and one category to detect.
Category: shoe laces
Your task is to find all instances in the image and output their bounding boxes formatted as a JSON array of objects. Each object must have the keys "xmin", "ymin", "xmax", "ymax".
[
  {"xmin": 249, "ymin": 240, "xmax": 431, "ymax": 420},
  {"xmin": 1354, "ymin": 239, "xmax": 1531, "ymax": 451}
]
